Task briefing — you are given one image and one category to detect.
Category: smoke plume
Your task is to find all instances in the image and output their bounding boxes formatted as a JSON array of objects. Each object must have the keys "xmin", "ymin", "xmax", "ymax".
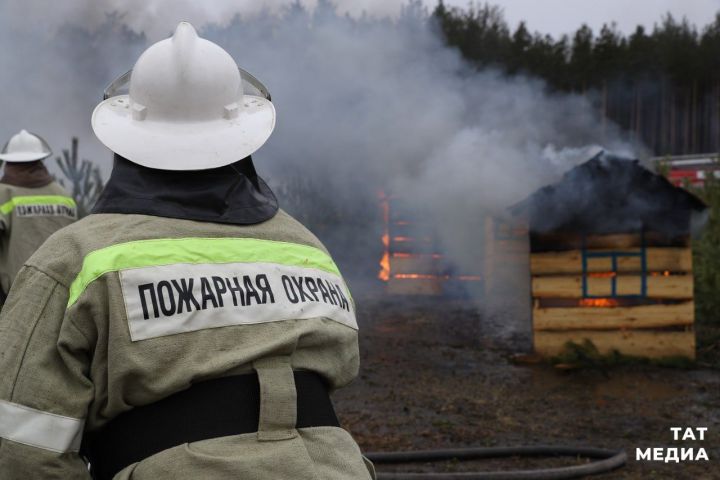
[{"xmin": 0, "ymin": 1, "xmax": 644, "ymax": 338}]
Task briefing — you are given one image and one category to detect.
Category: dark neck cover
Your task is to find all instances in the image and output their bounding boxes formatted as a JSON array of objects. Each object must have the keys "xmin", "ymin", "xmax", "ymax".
[
  {"xmin": 92, "ymin": 155, "xmax": 278, "ymax": 225},
  {"xmin": 0, "ymin": 160, "xmax": 53, "ymax": 188}
]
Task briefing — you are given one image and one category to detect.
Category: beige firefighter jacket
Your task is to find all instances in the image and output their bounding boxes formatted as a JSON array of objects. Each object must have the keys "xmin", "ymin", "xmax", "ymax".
[
  {"xmin": 0, "ymin": 181, "xmax": 77, "ymax": 296},
  {"xmin": 0, "ymin": 210, "xmax": 372, "ymax": 479}
]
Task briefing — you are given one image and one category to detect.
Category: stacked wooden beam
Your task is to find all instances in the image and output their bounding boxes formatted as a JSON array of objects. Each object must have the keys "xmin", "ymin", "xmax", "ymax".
[{"xmin": 530, "ymin": 233, "xmax": 695, "ymax": 359}]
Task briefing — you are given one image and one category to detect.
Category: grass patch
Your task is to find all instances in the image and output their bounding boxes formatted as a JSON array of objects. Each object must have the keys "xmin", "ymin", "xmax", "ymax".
[
  {"xmin": 696, "ymin": 323, "xmax": 720, "ymax": 368},
  {"xmin": 549, "ymin": 340, "xmax": 696, "ymax": 369}
]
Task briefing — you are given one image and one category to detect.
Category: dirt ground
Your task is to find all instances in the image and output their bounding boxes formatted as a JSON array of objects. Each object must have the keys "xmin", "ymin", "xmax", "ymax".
[{"xmin": 334, "ymin": 296, "xmax": 720, "ymax": 479}]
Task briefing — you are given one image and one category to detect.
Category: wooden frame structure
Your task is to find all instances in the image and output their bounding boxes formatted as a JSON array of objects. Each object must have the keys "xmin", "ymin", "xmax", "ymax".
[
  {"xmin": 379, "ymin": 193, "xmax": 482, "ymax": 295},
  {"xmin": 510, "ymin": 153, "xmax": 706, "ymax": 360}
]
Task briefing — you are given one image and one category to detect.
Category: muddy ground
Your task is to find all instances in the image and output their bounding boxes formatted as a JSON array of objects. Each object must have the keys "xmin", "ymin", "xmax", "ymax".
[{"xmin": 334, "ymin": 296, "xmax": 720, "ymax": 479}]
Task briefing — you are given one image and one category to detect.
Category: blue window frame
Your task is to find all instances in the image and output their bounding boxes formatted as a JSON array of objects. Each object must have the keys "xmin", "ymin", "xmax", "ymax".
[{"xmin": 581, "ymin": 232, "xmax": 647, "ymax": 298}]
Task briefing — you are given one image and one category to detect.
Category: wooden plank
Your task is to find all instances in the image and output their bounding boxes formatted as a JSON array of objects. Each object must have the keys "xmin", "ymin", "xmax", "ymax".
[
  {"xmin": 584, "ymin": 234, "xmax": 643, "ymax": 249},
  {"xmin": 534, "ymin": 329, "xmax": 695, "ymax": 359},
  {"xmin": 532, "ymin": 274, "xmax": 694, "ymax": 299},
  {"xmin": 532, "ymin": 233, "xmax": 641, "ymax": 250},
  {"xmin": 485, "ymin": 215, "xmax": 531, "ymax": 299},
  {"xmin": 531, "ymin": 248, "xmax": 692, "ymax": 275},
  {"xmin": 533, "ymin": 301, "xmax": 694, "ymax": 330},
  {"xmin": 531, "ymin": 232, "xmax": 690, "ymax": 251},
  {"xmin": 586, "ymin": 257, "xmax": 613, "ymax": 272},
  {"xmin": 390, "ymin": 256, "xmax": 439, "ymax": 274},
  {"xmin": 387, "ymin": 278, "xmax": 442, "ymax": 295}
]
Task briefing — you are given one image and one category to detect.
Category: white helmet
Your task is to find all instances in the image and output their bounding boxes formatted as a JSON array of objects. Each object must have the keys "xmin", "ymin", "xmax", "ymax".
[
  {"xmin": 0, "ymin": 129, "xmax": 52, "ymax": 162},
  {"xmin": 92, "ymin": 22, "xmax": 276, "ymax": 171}
]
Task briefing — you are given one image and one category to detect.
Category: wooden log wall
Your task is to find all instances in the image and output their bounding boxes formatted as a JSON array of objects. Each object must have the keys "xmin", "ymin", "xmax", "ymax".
[
  {"xmin": 530, "ymin": 233, "xmax": 696, "ymax": 360},
  {"xmin": 484, "ymin": 216, "xmax": 530, "ymax": 299},
  {"xmin": 484, "ymin": 217, "xmax": 533, "ymax": 344}
]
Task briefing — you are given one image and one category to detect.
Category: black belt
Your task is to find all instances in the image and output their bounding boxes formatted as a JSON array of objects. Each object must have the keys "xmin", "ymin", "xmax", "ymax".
[{"xmin": 80, "ymin": 371, "xmax": 339, "ymax": 480}]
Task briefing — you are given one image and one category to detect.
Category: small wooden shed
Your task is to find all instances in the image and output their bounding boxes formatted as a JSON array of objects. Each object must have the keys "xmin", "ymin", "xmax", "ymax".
[{"xmin": 515, "ymin": 153, "xmax": 707, "ymax": 360}]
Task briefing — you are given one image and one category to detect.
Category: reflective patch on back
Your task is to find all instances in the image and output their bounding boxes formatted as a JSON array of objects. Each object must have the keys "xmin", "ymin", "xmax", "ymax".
[
  {"xmin": 15, "ymin": 204, "xmax": 77, "ymax": 219},
  {"xmin": 1, "ymin": 195, "xmax": 77, "ymax": 218},
  {"xmin": 120, "ymin": 262, "xmax": 357, "ymax": 341}
]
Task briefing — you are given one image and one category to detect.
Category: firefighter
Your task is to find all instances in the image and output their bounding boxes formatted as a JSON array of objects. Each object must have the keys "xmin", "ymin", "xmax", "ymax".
[
  {"xmin": 0, "ymin": 22, "xmax": 373, "ymax": 480},
  {"xmin": 0, "ymin": 129, "xmax": 76, "ymax": 304}
]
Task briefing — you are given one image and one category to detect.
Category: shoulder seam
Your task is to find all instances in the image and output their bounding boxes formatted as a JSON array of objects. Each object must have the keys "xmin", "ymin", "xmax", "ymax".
[{"xmin": 24, "ymin": 264, "xmax": 71, "ymax": 290}]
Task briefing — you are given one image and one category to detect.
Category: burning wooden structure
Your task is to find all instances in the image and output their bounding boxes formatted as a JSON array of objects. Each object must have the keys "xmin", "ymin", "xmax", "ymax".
[
  {"xmin": 378, "ymin": 192, "xmax": 482, "ymax": 295},
  {"xmin": 516, "ymin": 153, "xmax": 706, "ymax": 360}
]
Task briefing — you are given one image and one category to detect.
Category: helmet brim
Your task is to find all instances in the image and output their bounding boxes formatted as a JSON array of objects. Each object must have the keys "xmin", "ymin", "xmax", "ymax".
[
  {"xmin": 0, "ymin": 151, "xmax": 51, "ymax": 162},
  {"xmin": 91, "ymin": 94, "xmax": 276, "ymax": 171}
]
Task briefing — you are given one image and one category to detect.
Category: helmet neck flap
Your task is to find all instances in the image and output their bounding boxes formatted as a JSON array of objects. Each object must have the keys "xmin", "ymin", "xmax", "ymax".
[
  {"xmin": 0, "ymin": 160, "xmax": 53, "ymax": 188},
  {"xmin": 92, "ymin": 154, "xmax": 278, "ymax": 225}
]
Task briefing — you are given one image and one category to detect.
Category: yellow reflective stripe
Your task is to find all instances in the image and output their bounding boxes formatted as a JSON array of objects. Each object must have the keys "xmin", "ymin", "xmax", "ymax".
[
  {"xmin": 67, "ymin": 237, "xmax": 341, "ymax": 308},
  {"xmin": 0, "ymin": 195, "xmax": 77, "ymax": 215}
]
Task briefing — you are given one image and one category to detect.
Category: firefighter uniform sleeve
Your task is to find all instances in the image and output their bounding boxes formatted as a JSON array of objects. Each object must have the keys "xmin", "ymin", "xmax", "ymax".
[
  {"xmin": 0, "ymin": 192, "xmax": 9, "ymax": 232},
  {"xmin": 0, "ymin": 266, "xmax": 93, "ymax": 479}
]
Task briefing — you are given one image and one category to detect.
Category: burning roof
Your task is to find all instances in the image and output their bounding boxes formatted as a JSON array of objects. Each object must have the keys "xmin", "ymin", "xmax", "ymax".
[{"xmin": 513, "ymin": 152, "xmax": 707, "ymax": 235}]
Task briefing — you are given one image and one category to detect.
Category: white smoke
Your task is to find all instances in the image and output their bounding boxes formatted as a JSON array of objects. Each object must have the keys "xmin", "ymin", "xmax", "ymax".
[
  {"xmin": 0, "ymin": 1, "xmax": 645, "ymax": 312},
  {"xmin": 0, "ymin": 0, "xmax": 421, "ymax": 39}
]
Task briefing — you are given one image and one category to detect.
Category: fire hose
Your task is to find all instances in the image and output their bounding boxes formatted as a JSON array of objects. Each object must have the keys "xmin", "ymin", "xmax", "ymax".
[{"xmin": 365, "ymin": 446, "xmax": 627, "ymax": 479}]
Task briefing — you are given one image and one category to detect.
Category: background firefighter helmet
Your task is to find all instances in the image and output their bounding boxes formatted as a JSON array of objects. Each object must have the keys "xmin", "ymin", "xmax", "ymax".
[
  {"xmin": 0, "ymin": 130, "xmax": 52, "ymax": 162},
  {"xmin": 91, "ymin": 22, "xmax": 276, "ymax": 171}
]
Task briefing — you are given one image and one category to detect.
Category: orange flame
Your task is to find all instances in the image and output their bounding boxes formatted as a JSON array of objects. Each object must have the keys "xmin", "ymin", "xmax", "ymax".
[
  {"xmin": 579, "ymin": 298, "xmax": 619, "ymax": 308},
  {"xmin": 588, "ymin": 272, "xmax": 616, "ymax": 278},
  {"xmin": 391, "ymin": 273, "xmax": 482, "ymax": 281},
  {"xmin": 651, "ymin": 270, "xmax": 671, "ymax": 277},
  {"xmin": 392, "ymin": 253, "xmax": 443, "ymax": 259},
  {"xmin": 393, "ymin": 236, "xmax": 432, "ymax": 243},
  {"xmin": 394, "ymin": 274, "xmax": 449, "ymax": 280},
  {"xmin": 378, "ymin": 191, "xmax": 391, "ymax": 282},
  {"xmin": 379, "ymin": 252, "xmax": 390, "ymax": 281}
]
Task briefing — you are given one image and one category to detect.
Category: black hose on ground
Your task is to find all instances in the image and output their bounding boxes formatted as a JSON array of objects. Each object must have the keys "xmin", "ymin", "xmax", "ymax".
[{"xmin": 365, "ymin": 446, "xmax": 627, "ymax": 479}]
